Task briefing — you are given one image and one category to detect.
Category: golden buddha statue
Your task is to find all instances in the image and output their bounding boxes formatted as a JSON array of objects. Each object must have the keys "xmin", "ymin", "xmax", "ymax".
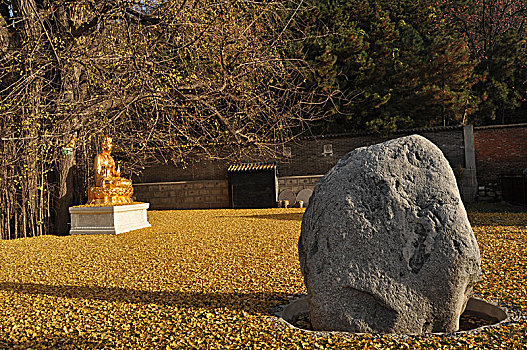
[{"xmin": 87, "ymin": 136, "xmax": 134, "ymax": 205}]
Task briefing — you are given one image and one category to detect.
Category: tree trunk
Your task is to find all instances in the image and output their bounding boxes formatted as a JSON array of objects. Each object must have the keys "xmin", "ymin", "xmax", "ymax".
[{"xmin": 53, "ymin": 151, "xmax": 76, "ymax": 234}]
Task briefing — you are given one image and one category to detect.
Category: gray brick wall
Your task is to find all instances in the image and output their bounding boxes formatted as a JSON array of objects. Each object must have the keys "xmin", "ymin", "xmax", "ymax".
[
  {"xmin": 277, "ymin": 175, "xmax": 324, "ymax": 207},
  {"xmin": 134, "ymin": 180, "xmax": 230, "ymax": 210},
  {"xmin": 136, "ymin": 176, "xmax": 324, "ymax": 209}
]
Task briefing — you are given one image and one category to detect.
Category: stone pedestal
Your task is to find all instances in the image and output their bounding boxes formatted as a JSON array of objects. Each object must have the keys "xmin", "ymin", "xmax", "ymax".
[{"xmin": 69, "ymin": 203, "xmax": 151, "ymax": 235}]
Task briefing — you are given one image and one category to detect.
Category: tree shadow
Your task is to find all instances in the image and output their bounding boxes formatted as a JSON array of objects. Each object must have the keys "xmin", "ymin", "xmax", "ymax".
[
  {"xmin": 0, "ymin": 282, "xmax": 288, "ymax": 316},
  {"xmin": 239, "ymin": 213, "xmax": 304, "ymax": 221},
  {"xmin": 466, "ymin": 202, "xmax": 527, "ymax": 213},
  {"xmin": 468, "ymin": 212, "xmax": 527, "ymax": 227},
  {"xmin": 0, "ymin": 282, "xmax": 294, "ymax": 348}
]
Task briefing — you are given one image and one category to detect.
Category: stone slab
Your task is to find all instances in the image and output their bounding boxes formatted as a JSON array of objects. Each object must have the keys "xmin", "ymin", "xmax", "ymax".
[
  {"xmin": 69, "ymin": 203, "xmax": 151, "ymax": 235},
  {"xmin": 296, "ymin": 189, "xmax": 313, "ymax": 207},
  {"xmin": 278, "ymin": 190, "xmax": 297, "ymax": 207}
]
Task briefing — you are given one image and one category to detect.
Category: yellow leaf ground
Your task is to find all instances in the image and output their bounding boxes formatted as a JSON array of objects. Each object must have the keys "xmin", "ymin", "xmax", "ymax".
[{"xmin": 0, "ymin": 207, "xmax": 525, "ymax": 349}]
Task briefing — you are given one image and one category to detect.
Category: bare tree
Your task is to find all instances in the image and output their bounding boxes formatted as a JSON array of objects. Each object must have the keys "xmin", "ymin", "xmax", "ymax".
[{"xmin": 0, "ymin": 0, "xmax": 319, "ymax": 238}]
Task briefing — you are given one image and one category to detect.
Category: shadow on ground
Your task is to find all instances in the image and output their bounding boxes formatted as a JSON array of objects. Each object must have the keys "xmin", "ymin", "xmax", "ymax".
[
  {"xmin": 238, "ymin": 213, "xmax": 304, "ymax": 221},
  {"xmin": 0, "ymin": 282, "xmax": 293, "ymax": 348},
  {"xmin": 465, "ymin": 202, "xmax": 527, "ymax": 213},
  {"xmin": 0, "ymin": 282, "xmax": 288, "ymax": 315}
]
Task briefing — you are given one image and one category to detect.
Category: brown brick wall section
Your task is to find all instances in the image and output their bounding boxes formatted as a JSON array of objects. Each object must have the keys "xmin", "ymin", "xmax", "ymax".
[
  {"xmin": 278, "ymin": 129, "xmax": 465, "ymax": 177},
  {"xmin": 135, "ymin": 159, "xmax": 230, "ymax": 183},
  {"xmin": 474, "ymin": 125, "xmax": 527, "ymax": 184},
  {"xmin": 137, "ymin": 129, "xmax": 465, "ymax": 183}
]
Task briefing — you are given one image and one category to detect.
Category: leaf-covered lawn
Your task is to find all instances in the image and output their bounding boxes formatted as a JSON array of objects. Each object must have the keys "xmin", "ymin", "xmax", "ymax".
[{"xmin": 0, "ymin": 208, "xmax": 525, "ymax": 349}]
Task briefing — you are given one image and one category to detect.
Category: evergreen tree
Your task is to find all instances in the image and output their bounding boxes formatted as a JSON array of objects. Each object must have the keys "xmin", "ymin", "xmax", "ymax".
[
  {"xmin": 473, "ymin": 31, "xmax": 527, "ymax": 124},
  {"xmin": 295, "ymin": 0, "xmax": 479, "ymax": 133}
]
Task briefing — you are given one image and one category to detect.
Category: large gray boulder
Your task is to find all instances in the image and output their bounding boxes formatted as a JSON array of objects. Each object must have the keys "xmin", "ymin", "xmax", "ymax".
[{"xmin": 299, "ymin": 135, "xmax": 481, "ymax": 334}]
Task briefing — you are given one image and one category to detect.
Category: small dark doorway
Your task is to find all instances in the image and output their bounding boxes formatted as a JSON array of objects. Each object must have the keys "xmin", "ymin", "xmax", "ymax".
[
  {"xmin": 501, "ymin": 175, "xmax": 527, "ymax": 206},
  {"xmin": 228, "ymin": 163, "xmax": 277, "ymax": 208}
]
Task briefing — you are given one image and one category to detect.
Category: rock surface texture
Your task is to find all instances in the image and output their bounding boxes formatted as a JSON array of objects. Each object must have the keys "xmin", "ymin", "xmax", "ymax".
[{"xmin": 299, "ymin": 135, "xmax": 481, "ymax": 334}]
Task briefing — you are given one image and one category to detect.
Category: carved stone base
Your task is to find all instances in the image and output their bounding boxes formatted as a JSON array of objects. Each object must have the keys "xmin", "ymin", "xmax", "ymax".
[{"xmin": 69, "ymin": 203, "xmax": 151, "ymax": 235}]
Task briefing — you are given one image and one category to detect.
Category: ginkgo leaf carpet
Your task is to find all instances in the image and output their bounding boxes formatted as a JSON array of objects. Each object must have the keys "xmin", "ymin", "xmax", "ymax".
[{"xmin": 0, "ymin": 208, "xmax": 525, "ymax": 349}]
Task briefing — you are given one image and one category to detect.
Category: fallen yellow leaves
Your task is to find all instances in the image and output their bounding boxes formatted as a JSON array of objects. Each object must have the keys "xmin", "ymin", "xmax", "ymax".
[{"xmin": 0, "ymin": 207, "xmax": 525, "ymax": 348}]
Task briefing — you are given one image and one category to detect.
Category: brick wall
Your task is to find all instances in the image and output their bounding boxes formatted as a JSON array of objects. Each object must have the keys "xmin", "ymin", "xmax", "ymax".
[
  {"xmin": 136, "ymin": 159, "xmax": 230, "ymax": 183},
  {"xmin": 278, "ymin": 127, "xmax": 466, "ymax": 177},
  {"xmin": 133, "ymin": 180, "xmax": 230, "ymax": 210},
  {"xmin": 138, "ymin": 127, "xmax": 466, "ymax": 182},
  {"xmin": 474, "ymin": 124, "xmax": 527, "ymax": 184},
  {"xmin": 136, "ymin": 126, "xmax": 476, "ymax": 206},
  {"xmin": 135, "ymin": 175, "xmax": 324, "ymax": 210}
]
